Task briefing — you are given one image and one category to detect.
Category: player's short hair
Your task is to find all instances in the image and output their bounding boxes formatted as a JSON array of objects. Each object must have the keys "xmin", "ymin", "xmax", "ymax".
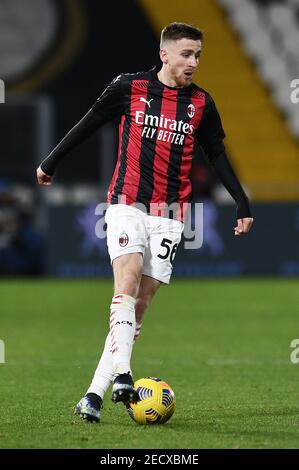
[{"xmin": 160, "ymin": 22, "xmax": 203, "ymax": 47}]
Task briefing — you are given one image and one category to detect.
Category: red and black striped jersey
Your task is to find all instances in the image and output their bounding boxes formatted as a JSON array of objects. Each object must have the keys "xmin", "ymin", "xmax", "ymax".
[{"xmin": 92, "ymin": 65, "xmax": 225, "ymax": 221}]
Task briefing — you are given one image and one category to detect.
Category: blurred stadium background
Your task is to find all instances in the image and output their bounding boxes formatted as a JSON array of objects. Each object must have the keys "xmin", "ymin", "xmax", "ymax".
[
  {"xmin": 1, "ymin": 0, "xmax": 299, "ymax": 450},
  {"xmin": 0, "ymin": 0, "xmax": 298, "ymax": 277}
]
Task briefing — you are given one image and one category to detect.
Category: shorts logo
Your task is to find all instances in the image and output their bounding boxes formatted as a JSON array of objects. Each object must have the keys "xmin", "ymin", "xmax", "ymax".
[
  {"xmin": 187, "ymin": 103, "xmax": 195, "ymax": 118},
  {"xmin": 119, "ymin": 233, "xmax": 129, "ymax": 247}
]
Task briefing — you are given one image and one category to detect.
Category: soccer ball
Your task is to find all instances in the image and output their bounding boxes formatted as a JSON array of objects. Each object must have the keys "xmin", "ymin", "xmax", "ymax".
[{"xmin": 127, "ymin": 377, "xmax": 175, "ymax": 425}]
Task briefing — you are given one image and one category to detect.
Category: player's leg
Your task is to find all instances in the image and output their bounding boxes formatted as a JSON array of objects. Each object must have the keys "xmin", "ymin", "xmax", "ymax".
[
  {"xmin": 84, "ymin": 251, "xmax": 144, "ymax": 401},
  {"xmin": 110, "ymin": 252, "xmax": 143, "ymax": 392},
  {"xmin": 75, "ymin": 252, "xmax": 142, "ymax": 420},
  {"xmin": 134, "ymin": 274, "xmax": 161, "ymax": 341},
  {"xmin": 76, "ymin": 273, "xmax": 161, "ymax": 421},
  {"xmin": 75, "ymin": 205, "xmax": 146, "ymax": 420},
  {"xmin": 76, "ymin": 273, "xmax": 160, "ymax": 422},
  {"xmin": 105, "ymin": 205, "xmax": 148, "ymax": 404},
  {"xmin": 111, "ymin": 265, "xmax": 162, "ymax": 404},
  {"xmin": 76, "ymin": 251, "xmax": 143, "ymax": 420},
  {"xmin": 75, "ymin": 209, "xmax": 182, "ymax": 420},
  {"xmin": 75, "ymin": 329, "xmax": 113, "ymax": 423},
  {"xmin": 110, "ymin": 211, "xmax": 183, "ymax": 404},
  {"xmin": 86, "ymin": 274, "xmax": 160, "ymax": 394}
]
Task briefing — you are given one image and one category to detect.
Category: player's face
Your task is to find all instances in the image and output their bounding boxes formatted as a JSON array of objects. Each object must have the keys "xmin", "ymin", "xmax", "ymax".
[{"xmin": 161, "ymin": 38, "xmax": 202, "ymax": 87}]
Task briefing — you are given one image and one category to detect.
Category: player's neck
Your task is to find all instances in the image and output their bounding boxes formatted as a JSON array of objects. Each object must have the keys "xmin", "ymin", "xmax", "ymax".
[{"xmin": 157, "ymin": 68, "xmax": 183, "ymax": 89}]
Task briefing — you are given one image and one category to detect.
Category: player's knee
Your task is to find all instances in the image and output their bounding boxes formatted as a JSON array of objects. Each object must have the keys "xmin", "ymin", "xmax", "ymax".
[{"xmin": 115, "ymin": 271, "xmax": 141, "ymax": 297}]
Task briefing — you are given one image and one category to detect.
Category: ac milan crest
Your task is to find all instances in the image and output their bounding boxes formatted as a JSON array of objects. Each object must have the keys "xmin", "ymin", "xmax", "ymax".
[
  {"xmin": 187, "ymin": 103, "xmax": 195, "ymax": 118},
  {"xmin": 119, "ymin": 233, "xmax": 129, "ymax": 247}
]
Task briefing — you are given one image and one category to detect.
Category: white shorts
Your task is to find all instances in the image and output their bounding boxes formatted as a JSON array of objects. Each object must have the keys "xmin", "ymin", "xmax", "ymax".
[{"xmin": 105, "ymin": 204, "xmax": 184, "ymax": 284}]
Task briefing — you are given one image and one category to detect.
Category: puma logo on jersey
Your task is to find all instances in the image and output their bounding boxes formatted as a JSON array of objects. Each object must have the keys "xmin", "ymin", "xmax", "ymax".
[
  {"xmin": 140, "ymin": 97, "xmax": 154, "ymax": 108},
  {"xmin": 112, "ymin": 75, "xmax": 121, "ymax": 83}
]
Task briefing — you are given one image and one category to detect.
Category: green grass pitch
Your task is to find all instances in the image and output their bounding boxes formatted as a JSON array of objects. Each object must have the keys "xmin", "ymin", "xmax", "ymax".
[{"xmin": 0, "ymin": 278, "xmax": 299, "ymax": 449}]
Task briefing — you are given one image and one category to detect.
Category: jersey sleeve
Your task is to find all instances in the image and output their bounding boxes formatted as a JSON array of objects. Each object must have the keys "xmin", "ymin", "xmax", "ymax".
[
  {"xmin": 92, "ymin": 74, "xmax": 124, "ymax": 121},
  {"xmin": 39, "ymin": 75, "xmax": 125, "ymax": 176},
  {"xmin": 195, "ymin": 94, "xmax": 226, "ymax": 163}
]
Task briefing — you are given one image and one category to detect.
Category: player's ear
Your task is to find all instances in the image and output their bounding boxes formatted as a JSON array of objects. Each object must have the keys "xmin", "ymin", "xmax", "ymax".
[{"xmin": 160, "ymin": 48, "xmax": 168, "ymax": 65}]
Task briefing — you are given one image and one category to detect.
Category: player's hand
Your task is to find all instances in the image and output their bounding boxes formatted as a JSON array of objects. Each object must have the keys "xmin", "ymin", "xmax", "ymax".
[
  {"xmin": 36, "ymin": 166, "xmax": 52, "ymax": 186},
  {"xmin": 234, "ymin": 217, "xmax": 253, "ymax": 236}
]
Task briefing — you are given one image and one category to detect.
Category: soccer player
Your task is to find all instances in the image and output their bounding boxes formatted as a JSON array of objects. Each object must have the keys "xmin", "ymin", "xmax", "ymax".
[{"xmin": 37, "ymin": 22, "xmax": 253, "ymax": 423}]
